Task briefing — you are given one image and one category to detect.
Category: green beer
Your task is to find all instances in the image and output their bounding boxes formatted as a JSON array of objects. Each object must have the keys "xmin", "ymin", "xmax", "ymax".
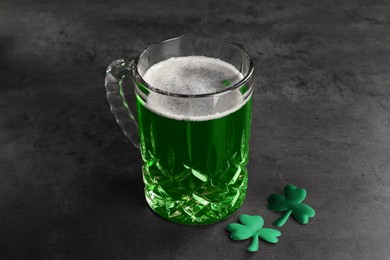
[{"xmin": 136, "ymin": 56, "xmax": 252, "ymax": 224}]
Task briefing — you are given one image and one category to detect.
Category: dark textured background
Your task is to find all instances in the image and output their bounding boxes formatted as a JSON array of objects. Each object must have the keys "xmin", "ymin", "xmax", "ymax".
[{"xmin": 1, "ymin": 0, "xmax": 390, "ymax": 259}]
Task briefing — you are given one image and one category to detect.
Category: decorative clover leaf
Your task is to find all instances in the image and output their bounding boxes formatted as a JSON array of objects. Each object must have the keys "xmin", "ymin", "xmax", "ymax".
[
  {"xmin": 268, "ymin": 184, "xmax": 316, "ymax": 227},
  {"xmin": 227, "ymin": 214, "xmax": 281, "ymax": 252}
]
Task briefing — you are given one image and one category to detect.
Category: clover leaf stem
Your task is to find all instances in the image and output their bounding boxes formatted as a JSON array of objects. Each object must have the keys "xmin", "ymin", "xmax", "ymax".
[
  {"xmin": 273, "ymin": 209, "xmax": 292, "ymax": 227},
  {"xmin": 247, "ymin": 234, "xmax": 259, "ymax": 252}
]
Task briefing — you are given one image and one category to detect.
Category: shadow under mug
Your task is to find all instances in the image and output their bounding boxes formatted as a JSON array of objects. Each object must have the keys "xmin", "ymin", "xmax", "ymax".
[{"xmin": 105, "ymin": 35, "xmax": 254, "ymax": 225}]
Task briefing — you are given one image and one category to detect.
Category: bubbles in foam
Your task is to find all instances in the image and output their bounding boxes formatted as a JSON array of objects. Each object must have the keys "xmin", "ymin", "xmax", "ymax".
[
  {"xmin": 142, "ymin": 56, "xmax": 249, "ymax": 121},
  {"xmin": 143, "ymin": 56, "xmax": 243, "ymax": 95}
]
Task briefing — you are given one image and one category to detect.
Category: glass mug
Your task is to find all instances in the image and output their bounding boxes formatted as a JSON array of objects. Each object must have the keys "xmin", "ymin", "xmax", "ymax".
[{"xmin": 105, "ymin": 35, "xmax": 254, "ymax": 225}]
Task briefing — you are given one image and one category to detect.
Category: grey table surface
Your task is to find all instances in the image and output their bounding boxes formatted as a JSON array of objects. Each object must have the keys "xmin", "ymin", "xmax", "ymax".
[{"xmin": 1, "ymin": 0, "xmax": 390, "ymax": 259}]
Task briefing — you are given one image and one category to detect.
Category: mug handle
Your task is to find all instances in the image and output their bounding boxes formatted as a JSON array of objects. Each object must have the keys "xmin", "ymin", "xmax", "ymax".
[{"xmin": 105, "ymin": 59, "xmax": 139, "ymax": 149}]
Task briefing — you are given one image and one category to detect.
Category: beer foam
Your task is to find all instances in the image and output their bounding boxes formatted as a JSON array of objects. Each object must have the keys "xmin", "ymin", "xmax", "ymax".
[{"xmin": 142, "ymin": 56, "xmax": 250, "ymax": 121}]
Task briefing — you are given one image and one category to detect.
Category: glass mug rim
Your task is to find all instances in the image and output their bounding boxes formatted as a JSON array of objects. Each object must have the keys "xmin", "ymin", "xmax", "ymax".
[{"xmin": 132, "ymin": 35, "xmax": 254, "ymax": 98}]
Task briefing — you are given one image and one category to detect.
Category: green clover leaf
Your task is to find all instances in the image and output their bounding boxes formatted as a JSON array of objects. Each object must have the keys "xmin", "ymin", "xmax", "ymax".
[
  {"xmin": 268, "ymin": 184, "xmax": 316, "ymax": 227},
  {"xmin": 227, "ymin": 214, "xmax": 281, "ymax": 252}
]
